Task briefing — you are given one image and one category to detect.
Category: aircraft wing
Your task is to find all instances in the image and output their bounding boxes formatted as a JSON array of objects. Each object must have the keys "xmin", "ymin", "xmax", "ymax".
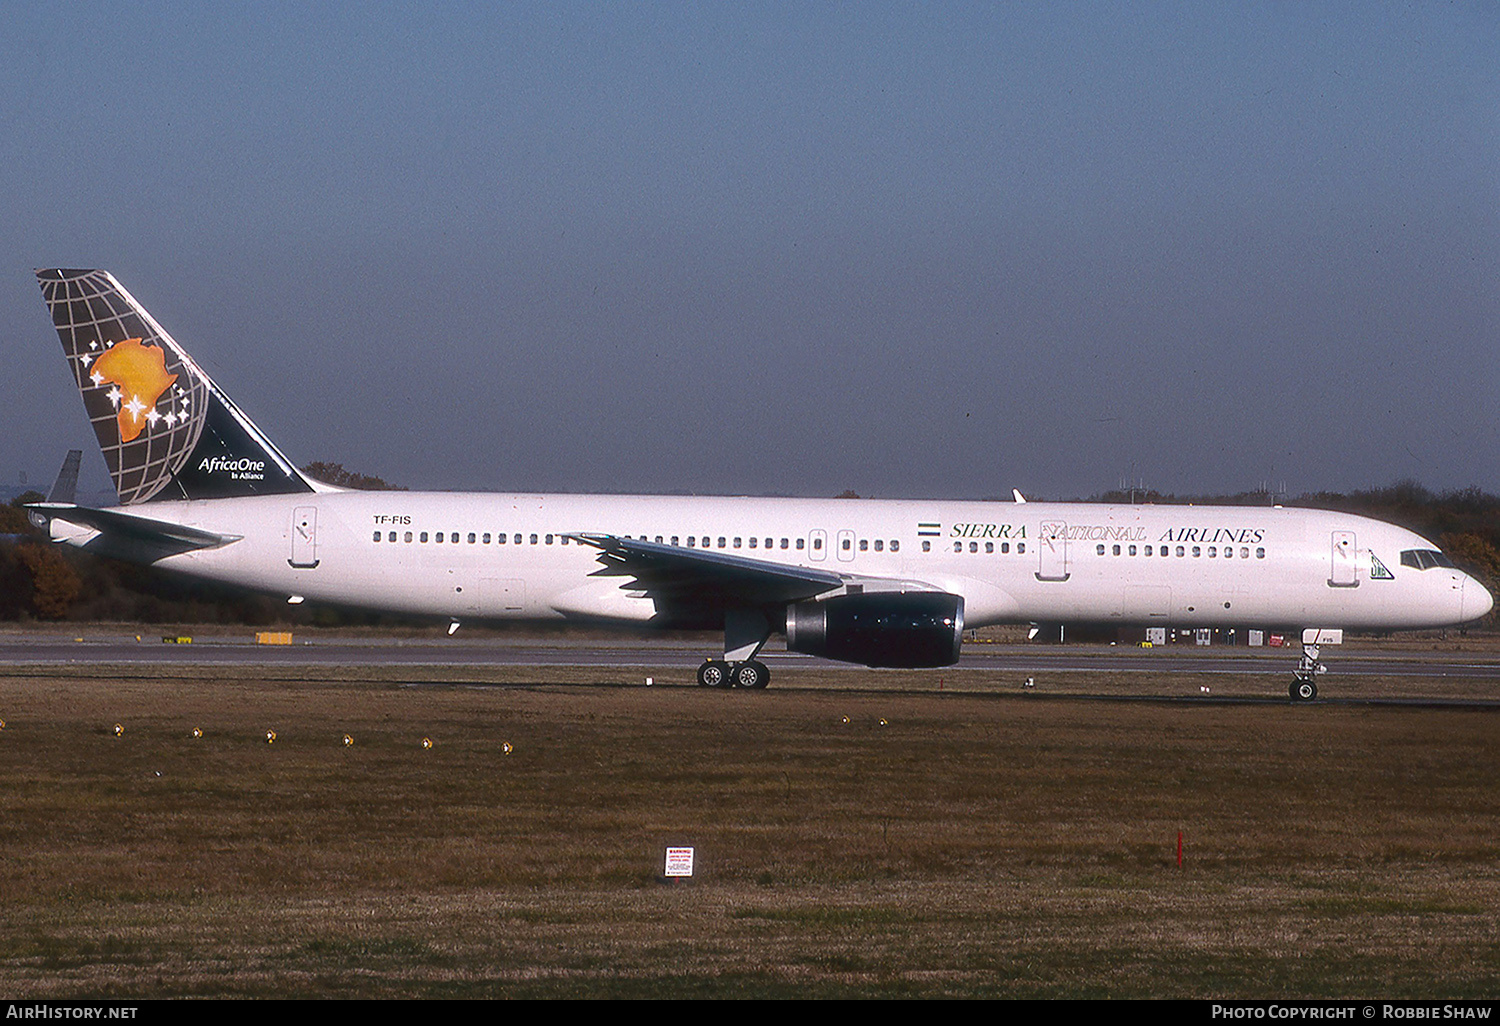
[
  {"xmin": 572, "ymin": 534, "xmax": 844, "ymax": 607},
  {"xmin": 27, "ymin": 502, "xmax": 242, "ymax": 562},
  {"xmin": 569, "ymin": 533, "xmax": 947, "ymax": 627}
]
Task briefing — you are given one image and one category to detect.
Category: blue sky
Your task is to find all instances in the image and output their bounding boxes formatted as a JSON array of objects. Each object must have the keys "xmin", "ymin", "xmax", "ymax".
[{"xmin": 3, "ymin": 2, "xmax": 1497, "ymax": 500}]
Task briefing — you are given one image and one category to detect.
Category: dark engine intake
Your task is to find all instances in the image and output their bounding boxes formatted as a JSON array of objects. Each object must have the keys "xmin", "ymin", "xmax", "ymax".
[{"xmin": 785, "ymin": 591, "xmax": 964, "ymax": 668}]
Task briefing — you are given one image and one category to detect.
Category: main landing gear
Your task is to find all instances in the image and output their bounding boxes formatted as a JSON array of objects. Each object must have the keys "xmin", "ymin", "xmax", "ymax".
[
  {"xmin": 697, "ymin": 659, "xmax": 771, "ymax": 689},
  {"xmin": 697, "ymin": 608, "xmax": 774, "ymax": 689}
]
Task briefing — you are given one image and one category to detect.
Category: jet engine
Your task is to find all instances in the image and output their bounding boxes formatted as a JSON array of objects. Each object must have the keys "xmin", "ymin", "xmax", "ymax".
[{"xmin": 785, "ymin": 591, "xmax": 964, "ymax": 668}]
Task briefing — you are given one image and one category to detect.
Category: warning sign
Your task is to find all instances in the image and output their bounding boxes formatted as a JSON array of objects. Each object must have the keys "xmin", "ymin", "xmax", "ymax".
[{"xmin": 665, "ymin": 847, "xmax": 695, "ymax": 877}]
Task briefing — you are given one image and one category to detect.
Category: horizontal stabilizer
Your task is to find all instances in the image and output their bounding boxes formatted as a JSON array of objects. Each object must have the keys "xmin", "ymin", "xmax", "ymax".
[
  {"xmin": 46, "ymin": 450, "xmax": 82, "ymax": 504},
  {"xmin": 27, "ymin": 502, "xmax": 241, "ymax": 562}
]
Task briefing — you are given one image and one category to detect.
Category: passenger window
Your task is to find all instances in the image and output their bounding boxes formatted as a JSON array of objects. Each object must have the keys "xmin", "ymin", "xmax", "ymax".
[
  {"xmin": 468, "ymin": 533, "xmax": 476, "ymax": 544},
  {"xmin": 1223, "ymin": 546, "xmax": 1232, "ymax": 559},
  {"xmin": 404, "ymin": 531, "xmax": 413, "ymax": 543},
  {"xmin": 733, "ymin": 537, "xmax": 741, "ymax": 549},
  {"xmin": 765, "ymin": 538, "xmax": 773, "ymax": 549},
  {"xmin": 420, "ymin": 532, "xmax": 429, "ymax": 543},
  {"xmin": 482, "ymin": 533, "xmax": 490, "ymax": 544},
  {"xmin": 718, "ymin": 537, "xmax": 726, "ymax": 549},
  {"xmin": 1176, "ymin": 546, "xmax": 1185, "ymax": 557},
  {"xmin": 671, "ymin": 536, "xmax": 679, "ymax": 546},
  {"xmin": 748, "ymin": 537, "xmax": 756, "ymax": 548},
  {"xmin": 545, "ymin": 534, "xmax": 553, "ymax": 545},
  {"xmin": 922, "ymin": 540, "xmax": 931, "ymax": 552},
  {"xmin": 1112, "ymin": 544, "xmax": 1120, "ymax": 556},
  {"xmin": 984, "ymin": 542, "xmax": 992, "ymax": 554},
  {"xmin": 1256, "ymin": 547, "xmax": 1265, "ymax": 559},
  {"xmin": 859, "ymin": 539, "xmax": 868, "ymax": 551},
  {"xmin": 1192, "ymin": 546, "xmax": 1201, "ymax": 558},
  {"xmin": 890, "ymin": 540, "xmax": 899, "ymax": 552},
  {"xmin": 451, "ymin": 533, "xmax": 459, "ymax": 544},
  {"xmin": 874, "ymin": 540, "xmax": 884, "ymax": 552},
  {"xmin": 969, "ymin": 541, "xmax": 978, "ymax": 553},
  {"xmin": 1208, "ymin": 546, "xmax": 1216, "ymax": 558},
  {"xmin": 498, "ymin": 533, "xmax": 507, "ymax": 545},
  {"xmin": 514, "ymin": 534, "xmax": 522, "ymax": 544},
  {"xmin": 1129, "ymin": 545, "xmax": 1137, "ymax": 556},
  {"xmin": 954, "ymin": 542, "xmax": 963, "ymax": 552},
  {"xmin": 1144, "ymin": 545, "xmax": 1152, "ymax": 556},
  {"xmin": 1017, "ymin": 543, "xmax": 1025, "ymax": 554},
  {"xmin": 1000, "ymin": 542, "xmax": 1008, "ymax": 554},
  {"xmin": 389, "ymin": 532, "xmax": 396, "ymax": 542},
  {"xmin": 811, "ymin": 538, "xmax": 820, "ymax": 551},
  {"xmin": 655, "ymin": 536, "xmax": 663, "ymax": 544},
  {"xmin": 843, "ymin": 539, "xmax": 852, "ymax": 551},
  {"xmin": 373, "ymin": 531, "xmax": 381, "ymax": 542},
  {"xmin": 1097, "ymin": 544, "xmax": 1106, "ymax": 556},
  {"xmin": 781, "ymin": 538, "xmax": 789, "ymax": 549},
  {"xmin": 435, "ymin": 532, "xmax": 443, "ymax": 543},
  {"xmin": 687, "ymin": 537, "xmax": 695, "ymax": 547},
  {"xmin": 1240, "ymin": 547, "xmax": 1249, "ymax": 559},
  {"xmin": 529, "ymin": 534, "xmax": 538, "ymax": 545}
]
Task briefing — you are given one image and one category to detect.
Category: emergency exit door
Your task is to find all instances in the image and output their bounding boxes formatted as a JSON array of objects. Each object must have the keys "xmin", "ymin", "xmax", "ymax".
[{"xmin": 290, "ymin": 506, "xmax": 319, "ymax": 568}]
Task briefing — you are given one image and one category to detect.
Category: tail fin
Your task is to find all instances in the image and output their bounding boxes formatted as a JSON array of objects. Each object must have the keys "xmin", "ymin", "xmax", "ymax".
[{"xmin": 36, "ymin": 269, "xmax": 314, "ymax": 504}]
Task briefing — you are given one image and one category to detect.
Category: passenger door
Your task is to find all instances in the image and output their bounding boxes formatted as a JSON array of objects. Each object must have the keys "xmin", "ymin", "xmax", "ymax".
[
  {"xmin": 1329, "ymin": 531, "xmax": 1358, "ymax": 587},
  {"xmin": 1037, "ymin": 521, "xmax": 1069, "ymax": 581}
]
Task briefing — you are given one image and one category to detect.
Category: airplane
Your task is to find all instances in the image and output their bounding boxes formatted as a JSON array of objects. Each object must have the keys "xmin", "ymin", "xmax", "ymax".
[{"xmin": 25, "ymin": 268, "xmax": 1494, "ymax": 699}]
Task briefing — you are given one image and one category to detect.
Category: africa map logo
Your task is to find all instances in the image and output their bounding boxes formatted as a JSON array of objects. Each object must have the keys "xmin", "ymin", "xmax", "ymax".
[{"xmin": 82, "ymin": 337, "xmax": 183, "ymax": 443}]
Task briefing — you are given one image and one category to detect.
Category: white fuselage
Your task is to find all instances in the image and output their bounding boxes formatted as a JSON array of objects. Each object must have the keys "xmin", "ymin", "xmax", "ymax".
[{"xmin": 91, "ymin": 492, "xmax": 1489, "ymax": 632}]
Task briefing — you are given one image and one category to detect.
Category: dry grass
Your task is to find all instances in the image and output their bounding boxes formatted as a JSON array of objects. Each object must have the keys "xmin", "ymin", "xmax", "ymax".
[{"xmin": 0, "ymin": 662, "xmax": 1496, "ymax": 997}]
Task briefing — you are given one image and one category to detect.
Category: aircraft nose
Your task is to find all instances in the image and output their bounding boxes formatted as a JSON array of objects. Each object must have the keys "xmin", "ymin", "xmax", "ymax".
[{"xmin": 1464, "ymin": 576, "xmax": 1495, "ymax": 622}]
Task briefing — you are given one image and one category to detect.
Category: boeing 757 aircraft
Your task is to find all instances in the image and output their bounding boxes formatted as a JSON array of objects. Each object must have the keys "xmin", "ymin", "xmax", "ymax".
[{"xmin": 26, "ymin": 269, "xmax": 1493, "ymax": 698}]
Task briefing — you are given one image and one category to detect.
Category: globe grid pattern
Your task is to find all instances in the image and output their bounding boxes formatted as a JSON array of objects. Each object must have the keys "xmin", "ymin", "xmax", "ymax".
[{"xmin": 39, "ymin": 270, "xmax": 210, "ymax": 505}]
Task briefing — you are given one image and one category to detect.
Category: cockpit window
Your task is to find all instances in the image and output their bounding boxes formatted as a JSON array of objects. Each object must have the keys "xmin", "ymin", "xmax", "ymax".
[{"xmin": 1400, "ymin": 549, "xmax": 1456, "ymax": 571}]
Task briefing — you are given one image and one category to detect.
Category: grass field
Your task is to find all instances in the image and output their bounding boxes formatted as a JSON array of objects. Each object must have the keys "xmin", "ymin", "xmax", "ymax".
[{"xmin": 0, "ymin": 661, "xmax": 1496, "ymax": 998}]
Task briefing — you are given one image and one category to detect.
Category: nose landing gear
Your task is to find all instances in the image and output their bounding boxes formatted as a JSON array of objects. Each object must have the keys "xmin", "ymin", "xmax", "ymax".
[{"xmin": 1289, "ymin": 632, "xmax": 1336, "ymax": 701}]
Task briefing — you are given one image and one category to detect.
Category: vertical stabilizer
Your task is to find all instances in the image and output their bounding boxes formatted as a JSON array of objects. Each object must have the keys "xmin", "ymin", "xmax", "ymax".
[{"xmin": 36, "ymin": 269, "xmax": 313, "ymax": 504}]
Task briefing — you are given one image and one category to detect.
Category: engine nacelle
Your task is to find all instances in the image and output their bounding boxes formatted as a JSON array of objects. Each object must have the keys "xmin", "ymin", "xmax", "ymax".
[{"xmin": 785, "ymin": 591, "xmax": 964, "ymax": 668}]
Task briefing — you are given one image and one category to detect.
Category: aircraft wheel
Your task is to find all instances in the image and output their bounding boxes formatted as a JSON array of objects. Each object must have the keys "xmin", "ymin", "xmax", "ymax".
[
  {"xmin": 1290, "ymin": 679, "xmax": 1317, "ymax": 702},
  {"xmin": 697, "ymin": 660, "xmax": 729, "ymax": 688},
  {"xmin": 733, "ymin": 660, "xmax": 770, "ymax": 690}
]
